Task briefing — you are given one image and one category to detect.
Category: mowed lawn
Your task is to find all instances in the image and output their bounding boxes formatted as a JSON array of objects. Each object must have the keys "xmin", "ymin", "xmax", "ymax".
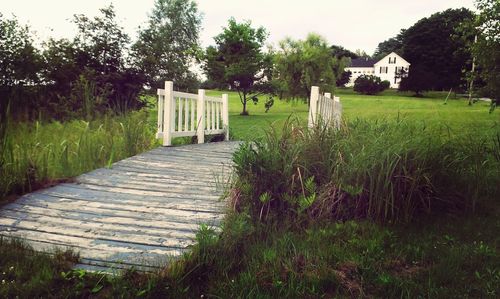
[{"xmin": 206, "ymin": 88, "xmax": 499, "ymax": 140}]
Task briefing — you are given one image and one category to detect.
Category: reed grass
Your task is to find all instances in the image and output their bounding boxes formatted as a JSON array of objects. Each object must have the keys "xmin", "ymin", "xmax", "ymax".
[
  {"xmin": 0, "ymin": 110, "xmax": 156, "ymax": 200},
  {"xmin": 231, "ymin": 116, "xmax": 500, "ymax": 224}
]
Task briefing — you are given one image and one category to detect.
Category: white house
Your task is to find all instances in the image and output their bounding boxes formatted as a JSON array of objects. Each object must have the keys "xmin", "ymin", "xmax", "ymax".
[{"xmin": 345, "ymin": 52, "xmax": 410, "ymax": 88}]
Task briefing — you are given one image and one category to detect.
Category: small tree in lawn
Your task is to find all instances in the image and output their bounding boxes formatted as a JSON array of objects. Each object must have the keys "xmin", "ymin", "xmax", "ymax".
[
  {"xmin": 353, "ymin": 75, "xmax": 390, "ymax": 95},
  {"xmin": 204, "ymin": 18, "xmax": 273, "ymax": 115}
]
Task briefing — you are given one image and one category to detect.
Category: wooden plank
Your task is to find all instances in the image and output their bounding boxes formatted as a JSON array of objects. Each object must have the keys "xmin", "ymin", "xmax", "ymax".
[
  {"xmin": 65, "ymin": 183, "xmax": 223, "ymax": 201},
  {"xmin": 0, "ymin": 217, "xmax": 195, "ymax": 249},
  {"xmin": 2, "ymin": 200, "xmax": 223, "ymax": 227},
  {"xmin": 134, "ymin": 150, "xmax": 234, "ymax": 164},
  {"xmin": 78, "ymin": 169, "xmax": 224, "ymax": 189},
  {"xmin": 38, "ymin": 184, "xmax": 226, "ymax": 208},
  {"xmin": 1, "ymin": 204, "xmax": 221, "ymax": 231},
  {"xmin": 16, "ymin": 193, "xmax": 223, "ymax": 221},
  {"xmin": 76, "ymin": 176, "xmax": 219, "ymax": 195},
  {"xmin": 0, "ymin": 210, "xmax": 199, "ymax": 241},
  {"xmin": 0, "ymin": 233, "xmax": 181, "ymax": 266},
  {"xmin": 0, "ymin": 141, "xmax": 238, "ymax": 272}
]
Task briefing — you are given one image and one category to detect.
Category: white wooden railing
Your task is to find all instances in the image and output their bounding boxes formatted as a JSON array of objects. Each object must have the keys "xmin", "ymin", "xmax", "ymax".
[
  {"xmin": 157, "ymin": 81, "xmax": 229, "ymax": 146},
  {"xmin": 308, "ymin": 86, "xmax": 342, "ymax": 129}
]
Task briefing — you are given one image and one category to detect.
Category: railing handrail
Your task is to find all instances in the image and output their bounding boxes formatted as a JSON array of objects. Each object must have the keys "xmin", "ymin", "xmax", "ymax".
[
  {"xmin": 308, "ymin": 86, "xmax": 342, "ymax": 129},
  {"xmin": 156, "ymin": 81, "xmax": 229, "ymax": 146}
]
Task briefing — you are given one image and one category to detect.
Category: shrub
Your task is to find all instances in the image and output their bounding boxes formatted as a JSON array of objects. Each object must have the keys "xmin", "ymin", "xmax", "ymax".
[
  {"xmin": 231, "ymin": 117, "xmax": 500, "ymax": 224},
  {"xmin": 353, "ymin": 75, "xmax": 390, "ymax": 95}
]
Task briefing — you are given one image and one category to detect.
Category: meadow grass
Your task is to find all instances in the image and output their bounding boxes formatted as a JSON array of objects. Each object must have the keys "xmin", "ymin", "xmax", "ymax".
[
  {"xmin": 0, "ymin": 110, "xmax": 157, "ymax": 203},
  {"xmin": 0, "ymin": 89, "xmax": 498, "ymax": 297},
  {"xmin": 204, "ymin": 88, "xmax": 499, "ymax": 141}
]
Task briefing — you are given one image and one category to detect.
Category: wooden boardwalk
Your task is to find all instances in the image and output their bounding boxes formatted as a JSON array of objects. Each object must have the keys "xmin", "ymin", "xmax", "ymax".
[{"xmin": 0, "ymin": 141, "xmax": 240, "ymax": 272}]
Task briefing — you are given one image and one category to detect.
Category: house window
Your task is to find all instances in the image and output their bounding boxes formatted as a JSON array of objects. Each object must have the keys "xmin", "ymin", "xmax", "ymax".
[
  {"xmin": 394, "ymin": 57, "xmax": 397, "ymax": 63},
  {"xmin": 380, "ymin": 67, "xmax": 388, "ymax": 74}
]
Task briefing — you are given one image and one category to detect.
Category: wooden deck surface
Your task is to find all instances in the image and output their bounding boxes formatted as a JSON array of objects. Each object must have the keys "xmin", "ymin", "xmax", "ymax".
[{"xmin": 0, "ymin": 141, "xmax": 240, "ymax": 273}]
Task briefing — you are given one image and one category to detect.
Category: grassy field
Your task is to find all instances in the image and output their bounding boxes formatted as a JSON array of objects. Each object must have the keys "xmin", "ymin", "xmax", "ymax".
[
  {"xmin": 206, "ymin": 88, "xmax": 498, "ymax": 140},
  {"xmin": 1, "ymin": 89, "xmax": 499, "ymax": 298}
]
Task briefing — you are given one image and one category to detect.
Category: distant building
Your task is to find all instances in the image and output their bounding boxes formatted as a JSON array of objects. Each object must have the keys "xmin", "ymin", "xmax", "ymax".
[{"xmin": 345, "ymin": 52, "xmax": 410, "ymax": 88}]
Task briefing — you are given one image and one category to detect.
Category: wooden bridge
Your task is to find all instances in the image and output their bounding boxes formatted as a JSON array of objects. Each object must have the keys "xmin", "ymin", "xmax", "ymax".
[{"xmin": 0, "ymin": 141, "xmax": 240, "ymax": 273}]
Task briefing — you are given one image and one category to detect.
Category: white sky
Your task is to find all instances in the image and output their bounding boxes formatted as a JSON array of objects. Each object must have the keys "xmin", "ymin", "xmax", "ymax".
[{"xmin": 2, "ymin": 0, "xmax": 476, "ymax": 54}]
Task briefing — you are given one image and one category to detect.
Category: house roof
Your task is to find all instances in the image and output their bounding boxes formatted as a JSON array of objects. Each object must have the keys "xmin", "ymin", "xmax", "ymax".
[{"xmin": 350, "ymin": 58, "xmax": 377, "ymax": 68}]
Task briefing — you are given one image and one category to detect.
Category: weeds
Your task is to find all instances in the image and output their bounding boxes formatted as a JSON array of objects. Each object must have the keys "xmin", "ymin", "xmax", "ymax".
[
  {"xmin": 232, "ymin": 116, "xmax": 500, "ymax": 224},
  {"xmin": 0, "ymin": 110, "xmax": 156, "ymax": 201}
]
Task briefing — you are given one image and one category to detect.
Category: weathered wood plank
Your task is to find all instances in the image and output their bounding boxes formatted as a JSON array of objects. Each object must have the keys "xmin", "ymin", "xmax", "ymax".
[
  {"xmin": 0, "ymin": 141, "xmax": 237, "ymax": 271},
  {"xmin": 34, "ymin": 188, "xmax": 225, "ymax": 213}
]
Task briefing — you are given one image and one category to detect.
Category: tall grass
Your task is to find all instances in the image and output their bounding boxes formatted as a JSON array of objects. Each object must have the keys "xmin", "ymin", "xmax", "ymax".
[
  {"xmin": 0, "ymin": 110, "xmax": 156, "ymax": 200},
  {"xmin": 232, "ymin": 116, "xmax": 500, "ymax": 224}
]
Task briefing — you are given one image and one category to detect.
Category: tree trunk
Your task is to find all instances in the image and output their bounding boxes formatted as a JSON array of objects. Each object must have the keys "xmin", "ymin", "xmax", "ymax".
[{"xmin": 241, "ymin": 93, "xmax": 249, "ymax": 115}]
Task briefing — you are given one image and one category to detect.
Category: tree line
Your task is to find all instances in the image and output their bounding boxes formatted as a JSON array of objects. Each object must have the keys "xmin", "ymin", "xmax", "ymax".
[
  {"xmin": 1, "ymin": 0, "xmax": 498, "ymax": 119},
  {"xmin": 0, "ymin": 0, "xmax": 201, "ymax": 121}
]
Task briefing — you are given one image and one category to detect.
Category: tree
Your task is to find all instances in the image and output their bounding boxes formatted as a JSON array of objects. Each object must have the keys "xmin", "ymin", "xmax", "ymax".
[
  {"xmin": 204, "ymin": 18, "xmax": 273, "ymax": 115},
  {"xmin": 402, "ymin": 9, "xmax": 474, "ymax": 91},
  {"xmin": 330, "ymin": 44, "xmax": 358, "ymax": 59},
  {"xmin": 398, "ymin": 65, "xmax": 437, "ymax": 96},
  {"xmin": 469, "ymin": 0, "xmax": 500, "ymax": 111},
  {"xmin": 373, "ymin": 31, "xmax": 405, "ymax": 60},
  {"xmin": 274, "ymin": 34, "xmax": 342, "ymax": 100},
  {"xmin": 132, "ymin": 0, "xmax": 202, "ymax": 90},
  {"xmin": 0, "ymin": 13, "xmax": 42, "ymax": 118},
  {"xmin": 336, "ymin": 71, "xmax": 351, "ymax": 87},
  {"xmin": 353, "ymin": 75, "xmax": 390, "ymax": 95}
]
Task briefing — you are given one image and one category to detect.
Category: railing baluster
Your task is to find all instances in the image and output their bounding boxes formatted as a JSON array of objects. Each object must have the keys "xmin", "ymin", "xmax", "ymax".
[
  {"xmin": 177, "ymin": 98, "xmax": 182, "ymax": 132},
  {"xmin": 190, "ymin": 99, "xmax": 195, "ymax": 131},
  {"xmin": 216, "ymin": 102, "xmax": 220, "ymax": 130},
  {"xmin": 184, "ymin": 98, "xmax": 189, "ymax": 131}
]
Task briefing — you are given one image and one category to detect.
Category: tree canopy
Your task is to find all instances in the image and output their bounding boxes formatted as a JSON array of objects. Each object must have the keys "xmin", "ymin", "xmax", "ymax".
[
  {"xmin": 132, "ymin": 0, "xmax": 202, "ymax": 90},
  {"xmin": 274, "ymin": 34, "xmax": 345, "ymax": 101},
  {"xmin": 204, "ymin": 18, "xmax": 273, "ymax": 115}
]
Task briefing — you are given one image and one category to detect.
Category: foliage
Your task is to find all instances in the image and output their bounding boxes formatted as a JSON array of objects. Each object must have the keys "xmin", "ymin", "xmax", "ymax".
[
  {"xmin": 274, "ymin": 34, "xmax": 344, "ymax": 100},
  {"xmin": 373, "ymin": 32, "xmax": 405, "ymax": 60},
  {"xmin": 403, "ymin": 8, "xmax": 475, "ymax": 91},
  {"xmin": 132, "ymin": 0, "xmax": 202, "ymax": 90},
  {"xmin": 469, "ymin": 0, "xmax": 500, "ymax": 110},
  {"xmin": 330, "ymin": 44, "xmax": 359, "ymax": 59},
  {"xmin": 1, "ymin": 5, "xmax": 147, "ymax": 121},
  {"xmin": 0, "ymin": 13, "xmax": 42, "ymax": 119},
  {"xmin": 376, "ymin": 8, "xmax": 474, "ymax": 91},
  {"xmin": 336, "ymin": 70, "xmax": 351, "ymax": 87},
  {"xmin": 204, "ymin": 18, "xmax": 274, "ymax": 115},
  {"xmin": 0, "ymin": 111, "xmax": 156, "ymax": 201},
  {"xmin": 398, "ymin": 65, "xmax": 437, "ymax": 96},
  {"xmin": 231, "ymin": 117, "xmax": 499, "ymax": 225},
  {"xmin": 353, "ymin": 75, "xmax": 390, "ymax": 95}
]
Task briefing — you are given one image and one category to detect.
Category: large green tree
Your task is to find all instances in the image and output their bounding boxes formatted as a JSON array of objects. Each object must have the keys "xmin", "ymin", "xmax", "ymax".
[
  {"xmin": 274, "ymin": 34, "xmax": 343, "ymax": 100},
  {"xmin": 373, "ymin": 31, "xmax": 405, "ymax": 60},
  {"xmin": 204, "ymin": 18, "xmax": 273, "ymax": 115},
  {"xmin": 132, "ymin": 0, "xmax": 202, "ymax": 90},
  {"xmin": 0, "ymin": 13, "xmax": 42, "ymax": 119},
  {"xmin": 402, "ymin": 8, "xmax": 474, "ymax": 91}
]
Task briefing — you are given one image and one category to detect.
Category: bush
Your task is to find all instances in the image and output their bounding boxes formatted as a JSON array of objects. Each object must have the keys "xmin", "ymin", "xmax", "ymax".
[
  {"xmin": 231, "ymin": 117, "xmax": 500, "ymax": 224},
  {"xmin": 353, "ymin": 75, "xmax": 390, "ymax": 95}
]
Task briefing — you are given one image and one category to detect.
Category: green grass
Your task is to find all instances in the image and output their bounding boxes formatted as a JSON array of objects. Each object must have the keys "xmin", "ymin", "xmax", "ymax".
[
  {"xmin": 0, "ymin": 89, "xmax": 499, "ymax": 297},
  {"xmin": 205, "ymin": 88, "xmax": 498, "ymax": 140},
  {"xmin": 0, "ymin": 110, "xmax": 158, "ymax": 203}
]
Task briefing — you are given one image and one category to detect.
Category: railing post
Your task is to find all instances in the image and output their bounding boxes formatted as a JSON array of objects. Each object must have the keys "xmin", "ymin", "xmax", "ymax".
[
  {"xmin": 156, "ymin": 89, "xmax": 164, "ymax": 139},
  {"xmin": 163, "ymin": 81, "xmax": 174, "ymax": 146},
  {"xmin": 308, "ymin": 86, "xmax": 319, "ymax": 128},
  {"xmin": 324, "ymin": 92, "xmax": 331, "ymax": 125},
  {"xmin": 197, "ymin": 89, "xmax": 206, "ymax": 144},
  {"xmin": 222, "ymin": 94, "xmax": 229, "ymax": 141}
]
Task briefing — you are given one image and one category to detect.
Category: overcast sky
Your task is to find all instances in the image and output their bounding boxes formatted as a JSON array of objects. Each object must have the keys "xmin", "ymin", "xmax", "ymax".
[{"xmin": 2, "ymin": 0, "xmax": 476, "ymax": 54}]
